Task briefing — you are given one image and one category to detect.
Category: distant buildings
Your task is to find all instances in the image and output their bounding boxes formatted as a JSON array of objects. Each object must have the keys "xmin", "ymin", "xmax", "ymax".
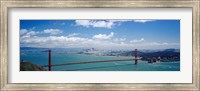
[{"xmin": 75, "ymin": 48, "xmax": 180, "ymax": 62}]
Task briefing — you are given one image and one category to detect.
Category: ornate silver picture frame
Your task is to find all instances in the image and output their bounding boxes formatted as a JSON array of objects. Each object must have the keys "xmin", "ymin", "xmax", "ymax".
[{"xmin": 0, "ymin": 0, "xmax": 199, "ymax": 90}]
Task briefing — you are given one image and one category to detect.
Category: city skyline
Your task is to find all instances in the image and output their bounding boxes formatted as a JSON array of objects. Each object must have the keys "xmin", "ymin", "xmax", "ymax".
[{"xmin": 20, "ymin": 20, "xmax": 180, "ymax": 49}]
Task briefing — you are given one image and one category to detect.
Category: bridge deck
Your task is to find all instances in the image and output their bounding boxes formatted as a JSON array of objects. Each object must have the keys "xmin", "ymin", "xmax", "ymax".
[{"xmin": 42, "ymin": 58, "xmax": 140, "ymax": 67}]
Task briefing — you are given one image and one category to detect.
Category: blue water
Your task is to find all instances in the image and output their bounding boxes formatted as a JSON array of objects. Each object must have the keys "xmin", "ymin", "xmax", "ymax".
[{"xmin": 20, "ymin": 49, "xmax": 180, "ymax": 71}]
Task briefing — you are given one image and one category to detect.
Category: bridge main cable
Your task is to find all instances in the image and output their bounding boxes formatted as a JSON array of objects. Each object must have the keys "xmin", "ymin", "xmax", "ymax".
[{"xmin": 42, "ymin": 58, "xmax": 139, "ymax": 67}]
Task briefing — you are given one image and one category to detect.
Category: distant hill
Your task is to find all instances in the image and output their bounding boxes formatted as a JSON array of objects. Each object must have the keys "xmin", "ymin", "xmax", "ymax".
[
  {"xmin": 139, "ymin": 51, "xmax": 180, "ymax": 58},
  {"xmin": 20, "ymin": 61, "xmax": 46, "ymax": 71},
  {"xmin": 119, "ymin": 49, "xmax": 180, "ymax": 62},
  {"xmin": 164, "ymin": 49, "xmax": 180, "ymax": 52}
]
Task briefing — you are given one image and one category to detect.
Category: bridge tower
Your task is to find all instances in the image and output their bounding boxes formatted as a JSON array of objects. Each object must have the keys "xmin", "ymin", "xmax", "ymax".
[
  {"xmin": 48, "ymin": 50, "xmax": 52, "ymax": 71},
  {"xmin": 134, "ymin": 49, "xmax": 138, "ymax": 65}
]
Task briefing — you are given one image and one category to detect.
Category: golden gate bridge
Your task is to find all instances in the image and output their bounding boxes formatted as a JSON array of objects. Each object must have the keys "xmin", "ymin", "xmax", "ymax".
[{"xmin": 41, "ymin": 49, "xmax": 141, "ymax": 71}]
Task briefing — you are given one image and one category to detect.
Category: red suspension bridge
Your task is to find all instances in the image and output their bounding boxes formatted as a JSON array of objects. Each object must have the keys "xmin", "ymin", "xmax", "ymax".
[{"xmin": 42, "ymin": 49, "xmax": 141, "ymax": 71}]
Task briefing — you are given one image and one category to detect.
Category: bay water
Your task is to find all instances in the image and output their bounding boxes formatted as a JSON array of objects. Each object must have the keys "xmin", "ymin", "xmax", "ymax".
[{"xmin": 20, "ymin": 48, "xmax": 180, "ymax": 71}]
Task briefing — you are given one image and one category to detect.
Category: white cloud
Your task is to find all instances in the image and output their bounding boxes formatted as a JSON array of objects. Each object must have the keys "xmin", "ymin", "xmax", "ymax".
[
  {"xmin": 93, "ymin": 21, "xmax": 114, "ymax": 28},
  {"xmin": 75, "ymin": 20, "xmax": 155, "ymax": 29},
  {"xmin": 130, "ymin": 38, "xmax": 145, "ymax": 43},
  {"xmin": 20, "ymin": 34, "xmax": 179, "ymax": 49},
  {"xmin": 21, "ymin": 30, "xmax": 40, "ymax": 38},
  {"xmin": 27, "ymin": 31, "xmax": 39, "ymax": 35},
  {"xmin": 75, "ymin": 20, "xmax": 90, "ymax": 27},
  {"xmin": 108, "ymin": 20, "xmax": 131, "ymax": 22},
  {"xmin": 20, "ymin": 31, "xmax": 179, "ymax": 49},
  {"xmin": 21, "ymin": 35, "xmax": 92, "ymax": 48},
  {"xmin": 43, "ymin": 29, "xmax": 63, "ymax": 35},
  {"xmin": 114, "ymin": 38, "xmax": 126, "ymax": 42},
  {"xmin": 20, "ymin": 29, "xmax": 28, "ymax": 35},
  {"xmin": 67, "ymin": 33, "xmax": 79, "ymax": 37},
  {"xmin": 135, "ymin": 42, "xmax": 178, "ymax": 47},
  {"xmin": 93, "ymin": 32, "xmax": 114, "ymax": 40},
  {"xmin": 75, "ymin": 20, "xmax": 115, "ymax": 29},
  {"xmin": 133, "ymin": 20, "xmax": 155, "ymax": 23},
  {"xmin": 162, "ymin": 42, "xmax": 168, "ymax": 45}
]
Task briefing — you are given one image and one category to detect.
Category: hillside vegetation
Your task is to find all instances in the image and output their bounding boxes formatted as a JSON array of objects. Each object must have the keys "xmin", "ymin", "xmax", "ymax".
[{"xmin": 20, "ymin": 61, "xmax": 46, "ymax": 71}]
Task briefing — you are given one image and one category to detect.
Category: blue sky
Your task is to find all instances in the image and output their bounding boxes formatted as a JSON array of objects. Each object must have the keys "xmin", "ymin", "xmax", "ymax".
[{"xmin": 20, "ymin": 20, "xmax": 180, "ymax": 49}]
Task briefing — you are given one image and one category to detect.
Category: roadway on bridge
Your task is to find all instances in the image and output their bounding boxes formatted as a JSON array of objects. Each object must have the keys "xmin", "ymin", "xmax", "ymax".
[{"xmin": 42, "ymin": 58, "xmax": 140, "ymax": 67}]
